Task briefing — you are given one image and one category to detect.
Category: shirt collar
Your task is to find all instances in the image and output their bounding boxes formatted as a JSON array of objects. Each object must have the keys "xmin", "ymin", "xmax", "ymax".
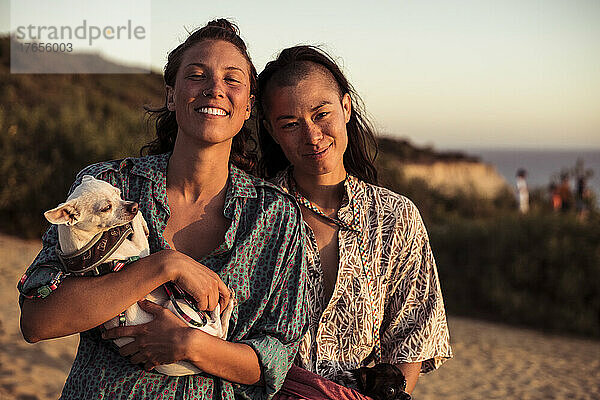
[
  {"xmin": 223, "ymin": 164, "xmax": 257, "ymax": 218},
  {"xmin": 276, "ymin": 167, "xmax": 364, "ymax": 233},
  {"xmin": 128, "ymin": 152, "xmax": 170, "ymax": 183},
  {"xmin": 338, "ymin": 174, "xmax": 364, "ymax": 232},
  {"xmin": 126, "ymin": 152, "xmax": 257, "ymax": 216}
]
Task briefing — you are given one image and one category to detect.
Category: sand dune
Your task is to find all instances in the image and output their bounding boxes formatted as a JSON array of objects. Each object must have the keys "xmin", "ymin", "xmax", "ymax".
[{"xmin": 1, "ymin": 233, "xmax": 598, "ymax": 400}]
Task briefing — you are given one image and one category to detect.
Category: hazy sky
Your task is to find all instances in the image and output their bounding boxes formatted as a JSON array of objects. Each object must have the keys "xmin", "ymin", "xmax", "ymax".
[{"xmin": 1, "ymin": 0, "xmax": 598, "ymax": 150}]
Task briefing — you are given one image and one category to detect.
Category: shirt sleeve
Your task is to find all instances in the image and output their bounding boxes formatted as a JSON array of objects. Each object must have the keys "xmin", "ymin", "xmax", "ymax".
[
  {"xmin": 234, "ymin": 201, "xmax": 308, "ymax": 400},
  {"xmin": 17, "ymin": 164, "xmax": 118, "ymax": 307},
  {"xmin": 380, "ymin": 199, "xmax": 453, "ymax": 373},
  {"xmin": 17, "ymin": 224, "xmax": 67, "ymax": 305}
]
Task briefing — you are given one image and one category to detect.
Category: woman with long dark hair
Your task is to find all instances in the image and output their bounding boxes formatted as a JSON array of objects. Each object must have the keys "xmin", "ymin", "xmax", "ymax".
[
  {"xmin": 18, "ymin": 20, "xmax": 307, "ymax": 400},
  {"xmin": 258, "ymin": 45, "xmax": 452, "ymax": 398}
]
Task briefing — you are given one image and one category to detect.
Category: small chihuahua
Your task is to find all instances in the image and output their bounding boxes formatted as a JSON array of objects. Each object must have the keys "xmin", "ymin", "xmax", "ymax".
[{"xmin": 45, "ymin": 175, "xmax": 234, "ymax": 376}]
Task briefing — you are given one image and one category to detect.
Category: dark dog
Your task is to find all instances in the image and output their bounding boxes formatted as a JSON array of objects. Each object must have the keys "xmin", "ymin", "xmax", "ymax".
[{"xmin": 350, "ymin": 363, "xmax": 412, "ymax": 400}]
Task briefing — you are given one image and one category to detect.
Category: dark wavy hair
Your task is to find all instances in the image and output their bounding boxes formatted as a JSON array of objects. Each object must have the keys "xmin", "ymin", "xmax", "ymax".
[
  {"xmin": 257, "ymin": 45, "xmax": 378, "ymax": 184},
  {"xmin": 141, "ymin": 19, "xmax": 258, "ymax": 173}
]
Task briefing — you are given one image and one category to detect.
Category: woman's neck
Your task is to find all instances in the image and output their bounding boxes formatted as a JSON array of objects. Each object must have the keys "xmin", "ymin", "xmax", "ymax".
[
  {"xmin": 292, "ymin": 168, "xmax": 347, "ymax": 213},
  {"xmin": 167, "ymin": 136, "xmax": 232, "ymax": 204}
]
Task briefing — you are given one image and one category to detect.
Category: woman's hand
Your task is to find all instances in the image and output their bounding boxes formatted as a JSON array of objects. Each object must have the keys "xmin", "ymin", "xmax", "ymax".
[
  {"xmin": 158, "ymin": 249, "xmax": 231, "ymax": 312},
  {"xmin": 102, "ymin": 299, "xmax": 201, "ymax": 371},
  {"xmin": 103, "ymin": 299, "xmax": 262, "ymax": 385}
]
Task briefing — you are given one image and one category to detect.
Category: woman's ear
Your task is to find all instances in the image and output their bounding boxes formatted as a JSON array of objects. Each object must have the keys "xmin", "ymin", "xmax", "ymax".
[
  {"xmin": 166, "ymin": 86, "xmax": 175, "ymax": 112},
  {"xmin": 342, "ymin": 93, "xmax": 352, "ymax": 124}
]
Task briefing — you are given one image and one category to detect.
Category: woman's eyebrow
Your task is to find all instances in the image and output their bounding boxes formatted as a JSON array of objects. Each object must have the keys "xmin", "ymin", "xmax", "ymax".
[
  {"xmin": 276, "ymin": 114, "xmax": 296, "ymax": 122},
  {"xmin": 225, "ymin": 66, "xmax": 246, "ymax": 74},
  {"xmin": 311, "ymin": 101, "xmax": 332, "ymax": 112},
  {"xmin": 184, "ymin": 63, "xmax": 246, "ymax": 75},
  {"xmin": 185, "ymin": 62, "xmax": 206, "ymax": 68},
  {"xmin": 275, "ymin": 101, "xmax": 333, "ymax": 122}
]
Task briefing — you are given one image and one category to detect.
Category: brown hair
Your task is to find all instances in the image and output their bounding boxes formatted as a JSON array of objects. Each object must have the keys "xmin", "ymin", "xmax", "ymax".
[
  {"xmin": 257, "ymin": 45, "xmax": 378, "ymax": 184},
  {"xmin": 141, "ymin": 19, "xmax": 258, "ymax": 172}
]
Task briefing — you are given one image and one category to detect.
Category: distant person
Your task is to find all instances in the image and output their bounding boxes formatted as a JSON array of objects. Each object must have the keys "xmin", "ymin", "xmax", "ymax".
[
  {"xmin": 558, "ymin": 174, "xmax": 573, "ymax": 212},
  {"xmin": 576, "ymin": 177, "xmax": 590, "ymax": 220},
  {"xmin": 516, "ymin": 168, "xmax": 529, "ymax": 214},
  {"xmin": 549, "ymin": 183, "xmax": 562, "ymax": 211}
]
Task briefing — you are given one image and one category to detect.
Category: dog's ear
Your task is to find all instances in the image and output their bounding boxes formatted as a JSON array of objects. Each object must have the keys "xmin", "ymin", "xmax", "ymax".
[
  {"xmin": 44, "ymin": 201, "xmax": 80, "ymax": 226},
  {"xmin": 350, "ymin": 367, "xmax": 369, "ymax": 392}
]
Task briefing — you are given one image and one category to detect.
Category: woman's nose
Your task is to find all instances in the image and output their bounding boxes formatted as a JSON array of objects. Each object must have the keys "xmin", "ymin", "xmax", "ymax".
[
  {"xmin": 202, "ymin": 77, "xmax": 225, "ymax": 98},
  {"xmin": 302, "ymin": 121, "xmax": 323, "ymax": 144}
]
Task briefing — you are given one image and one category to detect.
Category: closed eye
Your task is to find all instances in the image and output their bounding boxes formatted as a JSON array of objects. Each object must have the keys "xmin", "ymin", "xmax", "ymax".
[{"xmin": 187, "ymin": 73, "xmax": 206, "ymax": 80}]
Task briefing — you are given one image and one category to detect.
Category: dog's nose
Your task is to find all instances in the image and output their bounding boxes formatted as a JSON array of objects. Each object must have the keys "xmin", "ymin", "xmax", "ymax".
[{"xmin": 126, "ymin": 202, "xmax": 139, "ymax": 214}]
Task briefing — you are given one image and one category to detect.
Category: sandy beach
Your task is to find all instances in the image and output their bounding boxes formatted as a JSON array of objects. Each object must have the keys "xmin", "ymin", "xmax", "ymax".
[{"xmin": 1, "ymin": 233, "xmax": 598, "ymax": 400}]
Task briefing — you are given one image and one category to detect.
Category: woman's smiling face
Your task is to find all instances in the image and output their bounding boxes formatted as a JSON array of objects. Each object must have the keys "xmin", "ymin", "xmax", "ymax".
[
  {"xmin": 263, "ymin": 67, "xmax": 351, "ymax": 180},
  {"xmin": 167, "ymin": 39, "xmax": 253, "ymax": 147}
]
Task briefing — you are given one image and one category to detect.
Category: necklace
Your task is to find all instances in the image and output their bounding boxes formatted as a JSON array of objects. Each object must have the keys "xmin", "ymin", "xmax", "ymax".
[{"xmin": 289, "ymin": 175, "xmax": 356, "ymax": 231}]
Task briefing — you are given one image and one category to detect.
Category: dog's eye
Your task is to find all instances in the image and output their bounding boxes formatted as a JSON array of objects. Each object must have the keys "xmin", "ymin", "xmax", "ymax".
[
  {"xmin": 100, "ymin": 204, "xmax": 112, "ymax": 212},
  {"xmin": 386, "ymin": 386, "xmax": 396, "ymax": 396}
]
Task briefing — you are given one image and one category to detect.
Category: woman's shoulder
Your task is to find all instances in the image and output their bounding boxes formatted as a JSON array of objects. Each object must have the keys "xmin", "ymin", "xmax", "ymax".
[
  {"xmin": 359, "ymin": 179, "xmax": 422, "ymax": 220},
  {"xmin": 76, "ymin": 153, "xmax": 169, "ymax": 180},
  {"xmin": 231, "ymin": 166, "xmax": 302, "ymax": 218}
]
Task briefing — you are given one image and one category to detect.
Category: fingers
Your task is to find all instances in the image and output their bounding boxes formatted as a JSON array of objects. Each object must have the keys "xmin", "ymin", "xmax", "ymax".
[
  {"xmin": 195, "ymin": 275, "xmax": 229, "ymax": 312},
  {"xmin": 206, "ymin": 293, "xmax": 217, "ymax": 313},
  {"xmin": 118, "ymin": 339, "xmax": 140, "ymax": 357},
  {"xmin": 137, "ymin": 298, "xmax": 164, "ymax": 313},
  {"xmin": 203, "ymin": 279, "xmax": 229, "ymax": 312},
  {"xmin": 143, "ymin": 361, "xmax": 156, "ymax": 372},
  {"xmin": 217, "ymin": 281, "xmax": 231, "ymax": 312},
  {"xmin": 196, "ymin": 278, "xmax": 229, "ymax": 312},
  {"xmin": 129, "ymin": 351, "xmax": 148, "ymax": 366},
  {"xmin": 102, "ymin": 325, "xmax": 140, "ymax": 341},
  {"xmin": 129, "ymin": 350, "xmax": 157, "ymax": 371},
  {"xmin": 195, "ymin": 274, "xmax": 221, "ymax": 312},
  {"xmin": 172, "ymin": 257, "xmax": 231, "ymax": 312}
]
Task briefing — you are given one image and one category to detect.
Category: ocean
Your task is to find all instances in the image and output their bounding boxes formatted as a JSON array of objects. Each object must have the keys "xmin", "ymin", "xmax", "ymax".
[{"xmin": 457, "ymin": 149, "xmax": 600, "ymax": 200}]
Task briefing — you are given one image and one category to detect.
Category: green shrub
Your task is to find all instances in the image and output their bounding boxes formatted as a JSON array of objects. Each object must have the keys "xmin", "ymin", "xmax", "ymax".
[
  {"xmin": 0, "ymin": 39, "xmax": 163, "ymax": 237},
  {"xmin": 430, "ymin": 212, "xmax": 600, "ymax": 337}
]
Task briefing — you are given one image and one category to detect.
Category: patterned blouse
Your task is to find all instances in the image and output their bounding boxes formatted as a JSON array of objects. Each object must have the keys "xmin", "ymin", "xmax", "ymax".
[
  {"xmin": 18, "ymin": 153, "xmax": 308, "ymax": 400},
  {"xmin": 273, "ymin": 169, "xmax": 452, "ymax": 384}
]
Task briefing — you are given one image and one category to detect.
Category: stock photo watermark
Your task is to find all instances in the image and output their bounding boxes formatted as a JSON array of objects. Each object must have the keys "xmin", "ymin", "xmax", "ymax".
[{"xmin": 10, "ymin": 0, "xmax": 151, "ymax": 73}]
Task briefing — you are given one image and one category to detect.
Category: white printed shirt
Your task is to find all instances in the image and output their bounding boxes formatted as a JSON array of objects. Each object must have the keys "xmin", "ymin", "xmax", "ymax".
[{"xmin": 274, "ymin": 169, "xmax": 452, "ymax": 384}]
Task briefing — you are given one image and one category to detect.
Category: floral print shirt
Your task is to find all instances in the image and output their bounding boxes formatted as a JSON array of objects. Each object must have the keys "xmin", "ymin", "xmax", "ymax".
[
  {"xmin": 18, "ymin": 153, "xmax": 308, "ymax": 400},
  {"xmin": 273, "ymin": 168, "xmax": 452, "ymax": 384}
]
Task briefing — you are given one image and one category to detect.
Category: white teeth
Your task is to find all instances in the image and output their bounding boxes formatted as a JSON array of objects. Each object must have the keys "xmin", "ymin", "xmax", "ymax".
[{"xmin": 196, "ymin": 107, "xmax": 227, "ymax": 116}]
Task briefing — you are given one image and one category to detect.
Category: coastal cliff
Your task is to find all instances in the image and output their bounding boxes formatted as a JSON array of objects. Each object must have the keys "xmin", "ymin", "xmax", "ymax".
[
  {"xmin": 400, "ymin": 160, "xmax": 509, "ymax": 199},
  {"xmin": 377, "ymin": 137, "xmax": 512, "ymax": 199}
]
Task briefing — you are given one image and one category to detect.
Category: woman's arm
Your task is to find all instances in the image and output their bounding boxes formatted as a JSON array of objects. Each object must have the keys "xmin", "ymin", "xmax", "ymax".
[
  {"xmin": 380, "ymin": 198, "xmax": 452, "ymax": 383},
  {"xmin": 184, "ymin": 329, "xmax": 263, "ymax": 385},
  {"xmin": 101, "ymin": 192, "xmax": 308, "ymax": 393},
  {"xmin": 20, "ymin": 249, "xmax": 230, "ymax": 343},
  {"xmin": 102, "ymin": 299, "xmax": 263, "ymax": 385},
  {"xmin": 397, "ymin": 362, "xmax": 421, "ymax": 394}
]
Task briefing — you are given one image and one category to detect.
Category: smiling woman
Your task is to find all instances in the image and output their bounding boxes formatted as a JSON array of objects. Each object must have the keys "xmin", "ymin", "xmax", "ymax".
[
  {"xmin": 258, "ymin": 46, "xmax": 452, "ymax": 399},
  {"xmin": 261, "ymin": 64, "xmax": 350, "ymax": 181},
  {"xmin": 142, "ymin": 21, "xmax": 258, "ymax": 172},
  {"xmin": 18, "ymin": 19, "xmax": 307, "ymax": 400},
  {"xmin": 164, "ymin": 39, "xmax": 253, "ymax": 149}
]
